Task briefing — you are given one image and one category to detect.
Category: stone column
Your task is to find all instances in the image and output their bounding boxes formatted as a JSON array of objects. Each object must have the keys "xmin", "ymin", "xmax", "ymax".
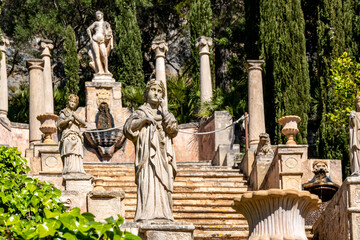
[
  {"xmin": 0, "ymin": 36, "xmax": 9, "ymax": 120},
  {"xmin": 233, "ymin": 189, "xmax": 320, "ymax": 240},
  {"xmin": 151, "ymin": 39, "xmax": 168, "ymax": 110},
  {"xmin": 196, "ymin": 36, "xmax": 213, "ymax": 103},
  {"xmin": 246, "ymin": 60, "xmax": 266, "ymax": 149},
  {"xmin": 40, "ymin": 39, "xmax": 54, "ymax": 113},
  {"xmin": 27, "ymin": 59, "xmax": 45, "ymax": 144}
]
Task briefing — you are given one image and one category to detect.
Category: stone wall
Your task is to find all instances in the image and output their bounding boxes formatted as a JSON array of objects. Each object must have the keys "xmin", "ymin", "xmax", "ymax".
[
  {"xmin": 0, "ymin": 120, "xmax": 29, "ymax": 157},
  {"xmin": 312, "ymin": 177, "xmax": 360, "ymax": 240},
  {"xmin": 174, "ymin": 122, "xmax": 200, "ymax": 162}
]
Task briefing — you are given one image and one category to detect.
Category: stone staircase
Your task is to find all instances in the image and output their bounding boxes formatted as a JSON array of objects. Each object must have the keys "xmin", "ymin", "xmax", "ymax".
[{"xmin": 84, "ymin": 161, "xmax": 250, "ymax": 239}]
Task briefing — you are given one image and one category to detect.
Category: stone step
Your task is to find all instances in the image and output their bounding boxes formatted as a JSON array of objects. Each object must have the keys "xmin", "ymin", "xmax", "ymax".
[
  {"xmin": 123, "ymin": 198, "xmax": 239, "ymax": 206},
  {"xmin": 102, "ymin": 184, "xmax": 247, "ymax": 192},
  {"xmin": 124, "ymin": 206, "xmax": 239, "ymax": 214},
  {"xmin": 100, "ymin": 179, "xmax": 248, "ymax": 187},
  {"xmin": 194, "ymin": 230, "xmax": 248, "ymax": 240}
]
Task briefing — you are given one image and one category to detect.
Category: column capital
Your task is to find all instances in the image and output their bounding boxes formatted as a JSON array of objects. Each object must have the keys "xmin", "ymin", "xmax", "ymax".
[
  {"xmin": 151, "ymin": 39, "xmax": 168, "ymax": 59},
  {"xmin": 196, "ymin": 36, "xmax": 212, "ymax": 56},
  {"xmin": 26, "ymin": 59, "xmax": 44, "ymax": 71},
  {"xmin": 246, "ymin": 60, "xmax": 265, "ymax": 72},
  {"xmin": 0, "ymin": 36, "xmax": 9, "ymax": 53},
  {"xmin": 40, "ymin": 39, "xmax": 54, "ymax": 58}
]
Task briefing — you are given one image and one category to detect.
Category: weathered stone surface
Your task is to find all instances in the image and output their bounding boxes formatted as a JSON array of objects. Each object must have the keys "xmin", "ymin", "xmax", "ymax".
[
  {"xmin": 152, "ymin": 39, "xmax": 168, "ymax": 110},
  {"xmin": 249, "ymin": 155, "xmax": 274, "ymax": 190},
  {"xmin": 350, "ymin": 96, "xmax": 360, "ymax": 176},
  {"xmin": 31, "ymin": 142, "xmax": 62, "ymax": 174},
  {"xmin": 139, "ymin": 222, "xmax": 195, "ymax": 240},
  {"xmin": 173, "ymin": 123, "xmax": 199, "ymax": 162},
  {"xmin": 246, "ymin": 60, "xmax": 265, "ymax": 149},
  {"xmin": 63, "ymin": 174, "xmax": 93, "ymax": 192},
  {"xmin": 87, "ymin": 190, "xmax": 125, "ymax": 222},
  {"xmin": 39, "ymin": 39, "xmax": 54, "ymax": 113},
  {"xmin": 0, "ymin": 36, "xmax": 9, "ymax": 120},
  {"xmin": 233, "ymin": 189, "xmax": 320, "ymax": 240},
  {"xmin": 313, "ymin": 177, "xmax": 360, "ymax": 240},
  {"xmin": 302, "ymin": 159, "xmax": 342, "ymax": 186},
  {"xmin": 196, "ymin": 36, "xmax": 213, "ymax": 103},
  {"xmin": 212, "ymin": 144, "xmax": 240, "ymax": 166}
]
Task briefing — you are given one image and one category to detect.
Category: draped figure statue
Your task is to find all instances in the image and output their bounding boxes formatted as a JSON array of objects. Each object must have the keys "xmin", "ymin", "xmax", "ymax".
[
  {"xmin": 350, "ymin": 96, "xmax": 360, "ymax": 176},
  {"xmin": 124, "ymin": 79, "xmax": 178, "ymax": 222},
  {"xmin": 58, "ymin": 94, "xmax": 87, "ymax": 175}
]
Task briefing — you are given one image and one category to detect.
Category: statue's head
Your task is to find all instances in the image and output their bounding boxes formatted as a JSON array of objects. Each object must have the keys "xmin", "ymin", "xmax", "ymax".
[
  {"xmin": 95, "ymin": 11, "xmax": 104, "ymax": 21},
  {"xmin": 67, "ymin": 94, "xmax": 79, "ymax": 110},
  {"xmin": 355, "ymin": 96, "xmax": 360, "ymax": 111},
  {"xmin": 144, "ymin": 79, "xmax": 165, "ymax": 105}
]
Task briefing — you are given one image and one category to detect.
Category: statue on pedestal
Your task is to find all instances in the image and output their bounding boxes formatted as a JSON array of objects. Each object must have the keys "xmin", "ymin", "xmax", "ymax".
[
  {"xmin": 58, "ymin": 94, "xmax": 87, "ymax": 175},
  {"xmin": 87, "ymin": 10, "xmax": 113, "ymax": 74},
  {"xmin": 350, "ymin": 96, "xmax": 360, "ymax": 176},
  {"xmin": 124, "ymin": 79, "xmax": 178, "ymax": 222}
]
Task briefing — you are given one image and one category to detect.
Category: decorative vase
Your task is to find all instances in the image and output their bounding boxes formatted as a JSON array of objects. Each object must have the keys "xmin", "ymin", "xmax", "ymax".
[
  {"xmin": 37, "ymin": 113, "xmax": 58, "ymax": 143},
  {"xmin": 233, "ymin": 189, "xmax": 321, "ymax": 240},
  {"xmin": 93, "ymin": 178, "xmax": 106, "ymax": 191},
  {"xmin": 279, "ymin": 115, "xmax": 301, "ymax": 145}
]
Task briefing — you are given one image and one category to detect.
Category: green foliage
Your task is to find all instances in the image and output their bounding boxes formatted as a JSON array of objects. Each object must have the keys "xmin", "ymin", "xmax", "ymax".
[
  {"xmin": 0, "ymin": 146, "xmax": 140, "ymax": 239},
  {"xmin": 113, "ymin": 0, "xmax": 145, "ymax": 88},
  {"xmin": 317, "ymin": 0, "xmax": 358, "ymax": 163},
  {"xmin": 122, "ymin": 85, "xmax": 145, "ymax": 111},
  {"xmin": 260, "ymin": 0, "xmax": 310, "ymax": 144},
  {"xmin": 64, "ymin": 25, "xmax": 80, "ymax": 98},
  {"xmin": 8, "ymin": 83, "xmax": 29, "ymax": 123}
]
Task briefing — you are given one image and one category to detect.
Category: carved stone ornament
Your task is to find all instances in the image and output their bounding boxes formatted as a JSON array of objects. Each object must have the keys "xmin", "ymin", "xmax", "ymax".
[
  {"xmin": 256, "ymin": 133, "xmax": 274, "ymax": 157},
  {"xmin": 96, "ymin": 89, "xmax": 111, "ymax": 107}
]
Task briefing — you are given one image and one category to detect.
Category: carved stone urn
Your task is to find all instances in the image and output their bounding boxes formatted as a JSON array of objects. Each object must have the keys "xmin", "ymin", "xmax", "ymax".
[
  {"xmin": 37, "ymin": 113, "xmax": 58, "ymax": 143},
  {"xmin": 233, "ymin": 189, "xmax": 321, "ymax": 240},
  {"xmin": 93, "ymin": 178, "xmax": 106, "ymax": 191},
  {"xmin": 279, "ymin": 115, "xmax": 301, "ymax": 145}
]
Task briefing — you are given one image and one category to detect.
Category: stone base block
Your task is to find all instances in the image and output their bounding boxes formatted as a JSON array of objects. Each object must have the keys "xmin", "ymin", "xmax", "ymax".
[
  {"xmin": 93, "ymin": 73, "xmax": 115, "ymax": 82},
  {"xmin": 63, "ymin": 174, "xmax": 93, "ymax": 192},
  {"xmin": 212, "ymin": 144, "xmax": 240, "ymax": 166},
  {"xmin": 87, "ymin": 190, "xmax": 125, "ymax": 222},
  {"xmin": 138, "ymin": 222, "xmax": 195, "ymax": 240},
  {"xmin": 60, "ymin": 190, "xmax": 87, "ymax": 212}
]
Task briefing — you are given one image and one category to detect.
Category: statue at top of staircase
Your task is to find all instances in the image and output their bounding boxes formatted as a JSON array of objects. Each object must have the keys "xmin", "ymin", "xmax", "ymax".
[
  {"xmin": 87, "ymin": 10, "xmax": 113, "ymax": 75},
  {"xmin": 124, "ymin": 79, "xmax": 179, "ymax": 222}
]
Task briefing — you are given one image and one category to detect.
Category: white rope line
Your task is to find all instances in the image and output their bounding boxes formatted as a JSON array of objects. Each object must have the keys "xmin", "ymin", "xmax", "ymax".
[
  {"xmin": 83, "ymin": 114, "xmax": 248, "ymax": 135},
  {"xmin": 178, "ymin": 114, "xmax": 247, "ymax": 135}
]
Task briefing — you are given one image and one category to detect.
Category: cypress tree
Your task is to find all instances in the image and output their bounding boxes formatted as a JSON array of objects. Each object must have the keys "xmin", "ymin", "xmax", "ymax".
[
  {"xmin": 317, "ymin": 0, "xmax": 357, "ymax": 171},
  {"xmin": 260, "ymin": 0, "xmax": 310, "ymax": 144},
  {"xmin": 189, "ymin": 0, "xmax": 213, "ymax": 83},
  {"xmin": 113, "ymin": 0, "xmax": 144, "ymax": 88},
  {"xmin": 64, "ymin": 25, "xmax": 80, "ymax": 98}
]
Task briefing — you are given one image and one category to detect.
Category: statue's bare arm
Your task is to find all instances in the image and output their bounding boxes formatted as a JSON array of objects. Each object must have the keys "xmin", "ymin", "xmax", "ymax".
[{"xmin": 87, "ymin": 23, "xmax": 96, "ymax": 42}]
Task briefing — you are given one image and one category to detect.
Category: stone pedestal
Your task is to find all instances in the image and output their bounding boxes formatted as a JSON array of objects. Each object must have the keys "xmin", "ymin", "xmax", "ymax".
[
  {"xmin": 87, "ymin": 190, "xmax": 125, "ymax": 222},
  {"xmin": 261, "ymin": 145, "xmax": 307, "ymax": 191},
  {"xmin": 233, "ymin": 189, "xmax": 320, "ymax": 240},
  {"xmin": 63, "ymin": 175, "xmax": 94, "ymax": 212},
  {"xmin": 32, "ymin": 142, "xmax": 62, "ymax": 174},
  {"xmin": 249, "ymin": 155, "xmax": 274, "ymax": 190},
  {"xmin": 27, "ymin": 59, "xmax": 45, "ymax": 144},
  {"xmin": 152, "ymin": 39, "xmax": 168, "ymax": 110},
  {"xmin": 93, "ymin": 73, "xmax": 115, "ymax": 82},
  {"xmin": 40, "ymin": 39, "xmax": 54, "ymax": 113},
  {"xmin": 246, "ymin": 60, "xmax": 265, "ymax": 149},
  {"xmin": 196, "ymin": 36, "xmax": 213, "ymax": 103},
  {"xmin": 85, "ymin": 81, "xmax": 123, "ymax": 126},
  {"xmin": 0, "ymin": 36, "xmax": 9, "ymax": 121},
  {"xmin": 139, "ymin": 222, "xmax": 195, "ymax": 240},
  {"xmin": 313, "ymin": 177, "xmax": 360, "ymax": 240}
]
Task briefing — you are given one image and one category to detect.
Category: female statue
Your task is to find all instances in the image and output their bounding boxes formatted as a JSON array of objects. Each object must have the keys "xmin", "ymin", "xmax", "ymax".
[
  {"xmin": 58, "ymin": 94, "xmax": 87, "ymax": 175},
  {"xmin": 350, "ymin": 96, "xmax": 360, "ymax": 176},
  {"xmin": 124, "ymin": 79, "xmax": 178, "ymax": 222}
]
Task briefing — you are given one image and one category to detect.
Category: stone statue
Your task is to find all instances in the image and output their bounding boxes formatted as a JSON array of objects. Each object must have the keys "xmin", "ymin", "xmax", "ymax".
[
  {"xmin": 256, "ymin": 133, "xmax": 274, "ymax": 157},
  {"xmin": 124, "ymin": 79, "xmax": 178, "ymax": 222},
  {"xmin": 350, "ymin": 96, "xmax": 360, "ymax": 176},
  {"xmin": 87, "ymin": 10, "xmax": 113, "ymax": 74},
  {"xmin": 58, "ymin": 94, "xmax": 87, "ymax": 175}
]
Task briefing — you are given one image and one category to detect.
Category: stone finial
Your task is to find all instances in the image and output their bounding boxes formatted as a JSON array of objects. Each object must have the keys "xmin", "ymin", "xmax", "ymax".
[
  {"xmin": 40, "ymin": 39, "xmax": 54, "ymax": 58},
  {"xmin": 256, "ymin": 133, "xmax": 274, "ymax": 157},
  {"xmin": 196, "ymin": 36, "xmax": 212, "ymax": 55},
  {"xmin": 26, "ymin": 59, "xmax": 45, "ymax": 70},
  {"xmin": 151, "ymin": 39, "xmax": 168, "ymax": 58}
]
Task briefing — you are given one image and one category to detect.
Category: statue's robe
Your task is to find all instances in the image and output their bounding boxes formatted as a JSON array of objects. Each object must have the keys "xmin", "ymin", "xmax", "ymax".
[
  {"xmin": 124, "ymin": 104, "xmax": 178, "ymax": 222},
  {"xmin": 350, "ymin": 110, "xmax": 360, "ymax": 175},
  {"xmin": 58, "ymin": 108, "xmax": 85, "ymax": 175}
]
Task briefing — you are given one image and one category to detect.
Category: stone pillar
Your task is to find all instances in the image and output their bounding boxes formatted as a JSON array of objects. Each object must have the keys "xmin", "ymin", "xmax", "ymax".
[
  {"xmin": 151, "ymin": 39, "xmax": 168, "ymax": 110},
  {"xmin": 196, "ymin": 36, "xmax": 213, "ymax": 103},
  {"xmin": 40, "ymin": 39, "xmax": 54, "ymax": 113},
  {"xmin": 27, "ymin": 59, "xmax": 45, "ymax": 144},
  {"xmin": 233, "ymin": 189, "xmax": 320, "ymax": 240},
  {"xmin": 246, "ymin": 60, "xmax": 266, "ymax": 149},
  {"xmin": 0, "ymin": 36, "xmax": 9, "ymax": 120}
]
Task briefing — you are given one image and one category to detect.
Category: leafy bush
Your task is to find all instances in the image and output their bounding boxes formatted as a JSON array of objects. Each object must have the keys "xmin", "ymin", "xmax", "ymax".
[{"xmin": 0, "ymin": 146, "xmax": 140, "ymax": 239}]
